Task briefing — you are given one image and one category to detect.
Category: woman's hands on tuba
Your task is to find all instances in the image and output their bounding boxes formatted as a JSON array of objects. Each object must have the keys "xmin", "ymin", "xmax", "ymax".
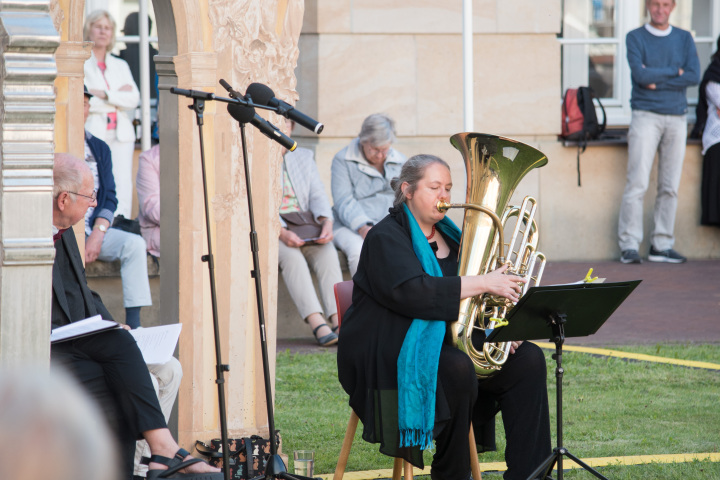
[{"xmin": 460, "ymin": 263, "xmax": 526, "ymax": 303}]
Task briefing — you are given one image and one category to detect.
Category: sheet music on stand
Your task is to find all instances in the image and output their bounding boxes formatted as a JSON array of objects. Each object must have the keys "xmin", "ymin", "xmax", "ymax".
[{"xmin": 486, "ymin": 279, "xmax": 641, "ymax": 343}]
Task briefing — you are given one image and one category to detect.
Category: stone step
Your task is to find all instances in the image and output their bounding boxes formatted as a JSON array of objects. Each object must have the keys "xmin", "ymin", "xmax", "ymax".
[{"xmin": 85, "ymin": 250, "xmax": 350, "ymax": 340}]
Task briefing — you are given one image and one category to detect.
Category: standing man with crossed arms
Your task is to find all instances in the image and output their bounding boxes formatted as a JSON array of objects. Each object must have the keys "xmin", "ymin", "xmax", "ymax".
[{"xmin": 618, "ymin": 0, "xmax": 699, "ymax": 264}]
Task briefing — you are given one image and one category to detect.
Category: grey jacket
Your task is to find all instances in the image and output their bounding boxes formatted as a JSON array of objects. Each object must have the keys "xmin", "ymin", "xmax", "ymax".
[
  {"xmin": 280, "ymin": 147, "xmax": 333, "ymax": 227},
  {"xmin": 331, "ymin": 138, "xmax": 406, "ymax": 232}
]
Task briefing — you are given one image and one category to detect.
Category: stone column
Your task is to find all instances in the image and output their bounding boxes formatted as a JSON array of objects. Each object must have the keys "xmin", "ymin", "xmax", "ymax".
[
  {"xmin": 152, "ymin": 0, "xmax": 304, "ymax": 447},
  {"xmin": 0, "ymin": 2, "xmax": 60, "ymax": 365}
]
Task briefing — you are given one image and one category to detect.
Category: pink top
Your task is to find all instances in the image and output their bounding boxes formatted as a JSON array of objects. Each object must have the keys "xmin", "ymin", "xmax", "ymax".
[
  {"xmin": 97, "ymin": 61, "xmax": 117, "ymax": 130},
  {"xmin": 136, "ymin": 144, "xmax": 160, "ymax": 257}
]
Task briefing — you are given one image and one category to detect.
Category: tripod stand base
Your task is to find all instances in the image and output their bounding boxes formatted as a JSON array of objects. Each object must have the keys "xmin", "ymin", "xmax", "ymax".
[{"xmin": 528, "ymin": 447, "xmax": 609, "ymax": 480}]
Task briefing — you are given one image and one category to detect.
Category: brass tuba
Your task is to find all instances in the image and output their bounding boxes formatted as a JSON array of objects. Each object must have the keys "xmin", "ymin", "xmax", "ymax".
[{"xmin": 437, "ymin": 133, "xmax": 548, "ymax": 377}]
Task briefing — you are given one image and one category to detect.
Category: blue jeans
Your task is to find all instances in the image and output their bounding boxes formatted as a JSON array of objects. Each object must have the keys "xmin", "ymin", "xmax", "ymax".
[
  {"xmin": 93, "ymin": 228, "xmax": 153, "ymax": 309},
  {"xmin": 618, "ymin": 110, "xmax": 687, "ymax": 252}
]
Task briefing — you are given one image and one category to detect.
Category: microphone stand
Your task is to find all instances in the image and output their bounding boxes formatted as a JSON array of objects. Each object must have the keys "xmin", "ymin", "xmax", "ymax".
[
  {"xmin": 180, "ymin": 92, "xmax": 231, "ymax": 479},
  {"xmin": 235, "ymin": 113, "xmax": 316, "ymax": 480},
  {"xmin": 173, "ymin": 87, "xmax": 316, "ymax": 480}
]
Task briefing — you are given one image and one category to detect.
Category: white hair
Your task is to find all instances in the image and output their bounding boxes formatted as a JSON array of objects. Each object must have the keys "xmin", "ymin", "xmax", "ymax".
[{"xmin": 0, "ymin": 366, "xmax": 119, "ymax": 480}]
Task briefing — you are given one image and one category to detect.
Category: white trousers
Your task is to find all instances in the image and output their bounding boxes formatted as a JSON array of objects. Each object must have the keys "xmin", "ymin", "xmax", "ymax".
[
  {"xmin": 105, "ymin": 129, "xmax": 136, "ymax": 219},
  {"xmin": 278, "ymin": 240, "xmax": 343, "ymax": 321},
  {"xmin": 331, "ymin": 226, "xmax": 364, "ymax": 277},
  {"xmin": 133, "ymin": 357, "xmax": 183, "ymax": 476}
]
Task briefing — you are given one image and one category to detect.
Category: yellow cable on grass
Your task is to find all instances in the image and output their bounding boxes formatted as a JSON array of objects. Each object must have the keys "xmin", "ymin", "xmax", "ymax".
[{"xmin": 533, "ymin": 342, "xmax": 720, "ymax": 371}]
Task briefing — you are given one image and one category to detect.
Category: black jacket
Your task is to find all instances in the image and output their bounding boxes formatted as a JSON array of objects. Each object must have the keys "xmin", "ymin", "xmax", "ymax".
[
  {"xmin": 337, "ymin": 206, "xmax": 462, "ymax": 467},
  {"xmin": 52, "ymin": 229, "xmax": 113, "ymax": 328}
]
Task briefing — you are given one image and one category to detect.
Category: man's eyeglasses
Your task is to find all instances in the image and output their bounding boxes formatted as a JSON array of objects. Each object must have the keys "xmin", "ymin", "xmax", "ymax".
[{"xmin": 67, "ymin": 189, "xmax": 98, "ymax": 201}]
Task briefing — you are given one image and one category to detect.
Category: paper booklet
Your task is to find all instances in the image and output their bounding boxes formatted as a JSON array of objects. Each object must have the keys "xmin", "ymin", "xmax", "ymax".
[
  {"xmin": 129, "ymin": 324, "xmax": 183, "ymax": 365},
  {"xmin": 50, "ymin": 315, "xmax": 120, "ymax": 343},
  {"xmin": 50, "ymin": 316, "xmax": 182, "ymax": 366},
  {"xmin": 549, "ymin": 268, "xmax": 606, "ymax": 286}
]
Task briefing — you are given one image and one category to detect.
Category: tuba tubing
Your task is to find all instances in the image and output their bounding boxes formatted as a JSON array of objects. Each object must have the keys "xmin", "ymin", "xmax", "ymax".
[{"xmin": 442, "ymin": 133, "xmax": 548, "ymax": 378}]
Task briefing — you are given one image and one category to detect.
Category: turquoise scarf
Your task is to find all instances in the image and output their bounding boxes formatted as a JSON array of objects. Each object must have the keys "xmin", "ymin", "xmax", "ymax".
[{"xmin": 397, "ymin": 204, "xmax": 462, "ymax": 449}]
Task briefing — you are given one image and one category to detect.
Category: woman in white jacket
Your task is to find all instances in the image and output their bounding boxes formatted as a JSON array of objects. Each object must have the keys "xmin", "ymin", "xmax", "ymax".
[{"xmin": 84, "ymin": 10, "xmax": 140, "ymax": 219}]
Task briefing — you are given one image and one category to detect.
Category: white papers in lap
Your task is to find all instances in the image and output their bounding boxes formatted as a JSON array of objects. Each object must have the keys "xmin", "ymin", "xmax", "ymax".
[
  {"xmin": 50, "ymin": 315, "xmax": 120, "ymax": 343},
  {"xmin": 129, "ymin": 324, "xmax": 182, "ymax": 365}
]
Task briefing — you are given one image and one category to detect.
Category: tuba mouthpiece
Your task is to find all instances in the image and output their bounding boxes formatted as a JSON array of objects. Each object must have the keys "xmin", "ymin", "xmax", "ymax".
[{"xmin": 437, "ymin": 200, "xmax": 452, "ymax": 212}]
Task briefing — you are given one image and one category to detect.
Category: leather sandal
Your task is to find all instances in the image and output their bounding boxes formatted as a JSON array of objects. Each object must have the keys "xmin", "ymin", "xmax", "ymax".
[
  {"xmin": 146, "ymin": 448, "xmax": 224, "ymax": 480},
  {"xmin": 313, "ymin": 324, "xmax": 338, "ymax": 346}
]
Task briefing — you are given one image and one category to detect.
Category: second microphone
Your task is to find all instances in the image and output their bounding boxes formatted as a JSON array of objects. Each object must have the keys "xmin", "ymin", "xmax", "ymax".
[{"xmin": 227, "ymin": 103, "xmax": 297, "ymax": 152}]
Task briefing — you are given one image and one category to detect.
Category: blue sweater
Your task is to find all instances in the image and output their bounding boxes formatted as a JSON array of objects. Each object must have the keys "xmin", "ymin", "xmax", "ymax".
[
  {"xmin": 85, "ymin": 131, "xmax": 117, "ymax": 227},
  {"xmin": 626, "ymin": 25, "xmax": 700, "ymax": 115}
]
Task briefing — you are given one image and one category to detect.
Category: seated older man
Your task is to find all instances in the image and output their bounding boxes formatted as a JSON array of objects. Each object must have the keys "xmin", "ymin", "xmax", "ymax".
[
  {"xmin": 83, "ymin": 86, "xmax": 151, "ymax": 328},
  {"xmin": 51, "ymin": 153, "xmax": 220, "ymax": 480},
  {"xmin": 331, "ymin": 113, "xmax": 406, "ymax": 276}
]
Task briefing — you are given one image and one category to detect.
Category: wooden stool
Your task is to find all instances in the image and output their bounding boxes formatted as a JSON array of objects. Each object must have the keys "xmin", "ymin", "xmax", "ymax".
[{"xmin": 333, "ymin": 410, "xmax": 482, "ymax": 480}]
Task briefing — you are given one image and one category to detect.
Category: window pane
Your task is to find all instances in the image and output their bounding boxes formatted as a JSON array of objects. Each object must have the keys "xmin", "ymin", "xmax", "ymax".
[
  {"xmin": 563, "ymin": 43, "xmax": 616, "ymax": 99},
  {"xmin": 564, "ymin": 0, "xmax": 616, "ymax": 38},
  {"xmin": 589, "ymin": 44, "xmax": 616, "ymax": 98},
  {"xmin": 563, "ymin": 0, "xmax": 615, "ymax": 38},
  {"xmin": 673, "ymin": 0, "xmax": 711, "ymax": 37},
  {"xmin": 690, "ymin": 41, "xmax": 714, "ymax": 100}
]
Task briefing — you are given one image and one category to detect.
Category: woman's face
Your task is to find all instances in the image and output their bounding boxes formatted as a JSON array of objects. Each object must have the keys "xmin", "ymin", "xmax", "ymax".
[
  {"xmin": 404, "ymin": 163, "xmax": 452, "ymax": 227},
  {"xmin": 361, "ymin": 142, "xmax": 391, "ymax": 168},
  {"xmin": 89, "ymin": 16, "xmax": 113, "ymax": 49}
]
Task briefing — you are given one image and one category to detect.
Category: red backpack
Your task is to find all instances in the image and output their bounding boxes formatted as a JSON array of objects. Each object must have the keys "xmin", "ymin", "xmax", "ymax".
[
  {"xmin": 561, "ymin": 87, "xmax": 606, "ymax": 186},
  {"xmin": 562, "ymin": 87, "xmax": 606, "ymax": 140}
]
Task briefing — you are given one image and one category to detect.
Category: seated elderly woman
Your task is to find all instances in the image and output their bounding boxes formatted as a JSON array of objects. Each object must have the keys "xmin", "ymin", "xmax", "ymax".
[
  {"xmin": 331, "ymin": 113, "xmax": 406, "ymax": 275},
  {"xmin": 337, "ymin": 155, "xmax": 551, "ymax": 480},
  {"xmin": 279, "ymin": 134, "xmax": 343, "ymax": 346}
]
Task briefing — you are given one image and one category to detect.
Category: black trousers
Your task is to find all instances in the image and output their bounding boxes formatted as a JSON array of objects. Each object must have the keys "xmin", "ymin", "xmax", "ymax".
[
  {"xmin": 432, "ymin": 342, "xmax": 551, "ymax": 480},
  {"xmin": 701, "ymin": 142, "xmax": 720, "ymax": 226},
  {"xmin": 51, "ymin": 329, "xmax": 167, "ymax": 479}
]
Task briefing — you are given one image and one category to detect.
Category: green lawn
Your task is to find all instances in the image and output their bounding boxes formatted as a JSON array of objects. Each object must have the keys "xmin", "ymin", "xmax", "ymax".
[{"xmin": 274, "ymin": 343, "xmax": 720, "ymax": 479}]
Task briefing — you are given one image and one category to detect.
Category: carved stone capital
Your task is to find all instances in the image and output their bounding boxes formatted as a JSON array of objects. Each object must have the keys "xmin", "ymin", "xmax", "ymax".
[
  {"xmin": 173, "ymin": 52, "xmax": 218, "ymax": 89},
  {"xmin": 54, "ymin": 40, "xmax": 92, "ymax": 77}
]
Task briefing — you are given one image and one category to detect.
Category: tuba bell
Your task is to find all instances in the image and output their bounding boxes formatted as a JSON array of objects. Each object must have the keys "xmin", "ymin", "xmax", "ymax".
[{"xmin": 438, "ymin": 133, "xmax": 549, "ymax": 377}]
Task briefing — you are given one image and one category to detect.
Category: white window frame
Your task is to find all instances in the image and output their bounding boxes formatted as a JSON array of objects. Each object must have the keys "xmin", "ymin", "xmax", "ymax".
[{"xmin": 560, "ymin": 0, "xmax": 720, "ymax": 127}]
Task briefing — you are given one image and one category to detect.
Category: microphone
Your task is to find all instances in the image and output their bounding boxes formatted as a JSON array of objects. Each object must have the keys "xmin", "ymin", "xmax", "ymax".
[
  {"xmin": 169, "ymin": 87, "xmax": 215, "ymax": 100},
  {"xmin": 227, "ymin": 103, "xmax": 297, "ymax": 152},
  {"xmin": 218, "ymin": 79, "xmax": 243, "ymax": 100},
  {"xmin": 245, "ymin": 83, "xmax": 324, "ymax": 134}
]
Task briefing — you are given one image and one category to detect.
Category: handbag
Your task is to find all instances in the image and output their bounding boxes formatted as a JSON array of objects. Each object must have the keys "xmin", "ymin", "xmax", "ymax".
[
  {"xmin": 280, "ymin": 211, "xmax": 323, "ymax": 242},
  {"xmin": 111, "ymin": 214, "xmax": 142, "ymax": 236},
  {"xmin": 195, "ymin": 432, "xmax": 281, "ymax": 480}
]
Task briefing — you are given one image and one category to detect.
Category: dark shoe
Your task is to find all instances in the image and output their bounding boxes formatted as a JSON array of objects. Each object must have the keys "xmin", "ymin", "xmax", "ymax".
[
  {"xmin": 620, "ymin": 249, "xmax": 642, "ymax": 264},
  {"xmin": 146, "ymin": 448, "xmax": 223, "ymax": 479},
  {"xmin": 332, "ymin": 325, "xmax": 339, "ymax": 334},
  {"xmin": 648, "ymin": 246, "xmax": 687, "ymax": 264},
  {"xmin": 312, "ymin": 324, "xmax": 338, "ymax": 346}
]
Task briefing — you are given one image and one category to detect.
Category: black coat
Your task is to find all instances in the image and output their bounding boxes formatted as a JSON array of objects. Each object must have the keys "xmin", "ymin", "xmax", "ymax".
[
  {"xmin": 52, "ymin": 228, "xmax": 113, "ymax": 328},
  {"xmin": 337, "ymin": 206, "xmax": 462, "ymax": 467}
]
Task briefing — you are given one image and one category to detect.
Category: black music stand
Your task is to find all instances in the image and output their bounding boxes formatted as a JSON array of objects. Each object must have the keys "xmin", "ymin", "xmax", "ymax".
[{"xmin": 486, "ymin": 280, "xmax": 641, "ymax": 480}]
